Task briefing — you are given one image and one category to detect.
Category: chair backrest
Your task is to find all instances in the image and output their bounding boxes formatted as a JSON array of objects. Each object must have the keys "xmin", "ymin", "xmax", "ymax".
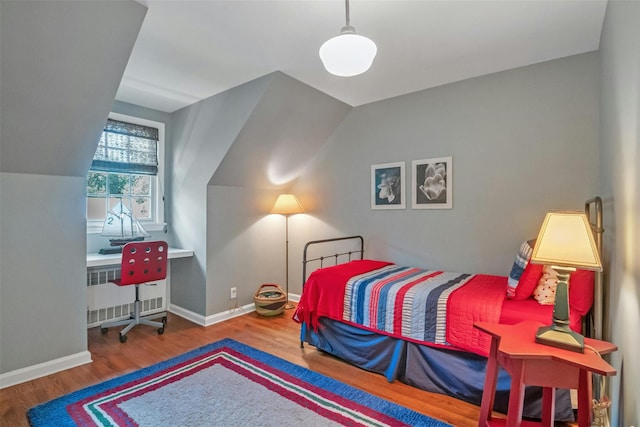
[{"xmin": 119, "ymin": 241, "xmax": 168, "ymax": 286}]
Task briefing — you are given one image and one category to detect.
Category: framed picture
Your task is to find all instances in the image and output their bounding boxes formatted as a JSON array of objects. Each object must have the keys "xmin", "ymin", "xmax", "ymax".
[
  {"xmin": 371, "ymin": 162, "xmax": 406, "ymax": 209},
  {"xmin": 411, "ymin": 156, "xmax": 452, "ymax": 209}
]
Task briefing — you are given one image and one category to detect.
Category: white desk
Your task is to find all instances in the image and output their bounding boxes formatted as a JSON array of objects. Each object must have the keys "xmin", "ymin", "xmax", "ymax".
[{"xmin": 87, "ymin": 247, "xmax": 193, "ymax": 267}]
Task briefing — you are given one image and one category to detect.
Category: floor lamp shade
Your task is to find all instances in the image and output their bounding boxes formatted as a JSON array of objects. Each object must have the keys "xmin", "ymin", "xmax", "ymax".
[
  {"xmin": 271, "ymin": 194, "xmax": 304, "ymax": 215},
  {"xmin": 271, "ymin": 194, "xmax": 304, "ymax": 309},
  {"xmin": 530, "ymin": 211, "xmax": 603, "ymax": 352}
]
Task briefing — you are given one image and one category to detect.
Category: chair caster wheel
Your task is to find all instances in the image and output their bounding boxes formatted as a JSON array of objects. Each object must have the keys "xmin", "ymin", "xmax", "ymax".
[
  {"xmin": 157, "ymin": 327, "xmax": 164, "ymax": 335},
  {"xmin": 162, "ymin": 316, "xmax": 168, "ymax": 324},
  {"xmin": 101, "ymin": 327, "xmax": 108, "ymax": 334},
  {"xmin": 119, "ymin": 334, "xmax": 127, "ymax": 343}
]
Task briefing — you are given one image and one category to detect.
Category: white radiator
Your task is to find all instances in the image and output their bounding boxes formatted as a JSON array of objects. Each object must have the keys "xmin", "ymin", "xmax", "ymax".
[{"xmin": 86, "ymin": 266, "xmax": 166, "ymax": 328}]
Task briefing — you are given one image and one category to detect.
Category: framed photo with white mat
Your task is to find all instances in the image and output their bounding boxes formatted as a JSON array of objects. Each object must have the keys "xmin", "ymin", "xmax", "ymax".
[{"xmin": 411, "ymin": 156, "xmax": 452, "ymax": 209}]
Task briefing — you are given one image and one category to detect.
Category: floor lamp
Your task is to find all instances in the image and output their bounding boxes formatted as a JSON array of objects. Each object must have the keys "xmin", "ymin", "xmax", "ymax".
[{"xmin": 271, "ymin": 194, "xmax": 304, "ymax": 309}]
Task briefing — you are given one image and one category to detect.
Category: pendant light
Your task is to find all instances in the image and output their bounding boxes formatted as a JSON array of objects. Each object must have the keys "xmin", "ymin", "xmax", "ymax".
[{"xmin": 319, "ymin": 0, "xmax": 377, "ymax": 77}]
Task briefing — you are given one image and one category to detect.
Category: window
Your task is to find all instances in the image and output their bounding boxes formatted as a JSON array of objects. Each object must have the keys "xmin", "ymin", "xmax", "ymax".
[{"xmin": 87, "ymin": 113, "xmax": 165, "ymax": 233}]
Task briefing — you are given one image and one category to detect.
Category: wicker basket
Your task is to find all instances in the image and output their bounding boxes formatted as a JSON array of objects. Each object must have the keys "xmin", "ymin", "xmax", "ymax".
[{"xmin": 253, "ymin": 283, "xmax": 287, "ymax": 316}]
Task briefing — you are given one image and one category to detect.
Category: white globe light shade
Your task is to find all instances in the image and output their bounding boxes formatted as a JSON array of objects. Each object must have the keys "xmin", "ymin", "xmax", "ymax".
[{"xmin": 319, "ymin": 32, "xmax": 377, "ymax": 77}]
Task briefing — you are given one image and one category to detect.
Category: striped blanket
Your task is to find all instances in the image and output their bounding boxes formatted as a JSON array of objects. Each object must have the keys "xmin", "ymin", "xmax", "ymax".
[
  {"xmin": 295, "ymin": 260, "xmax": 507, "ymax": 356},
  {"xmin": 344, "ymin": 264, "xmax": 474, "ymax": 346}
]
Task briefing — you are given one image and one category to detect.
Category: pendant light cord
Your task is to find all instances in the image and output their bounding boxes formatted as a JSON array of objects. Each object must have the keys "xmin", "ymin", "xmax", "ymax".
[{"xmin": 345, "ymin": 0, "xmax": 350, "ymax": 27}]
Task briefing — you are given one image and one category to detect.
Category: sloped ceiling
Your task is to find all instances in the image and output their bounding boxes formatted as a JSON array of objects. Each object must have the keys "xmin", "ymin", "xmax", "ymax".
[
  {"xmin": 0, "ymin": 0, "xmax": 147, "ymax": 177},
  {"xmin": 117, "ymin": 0, "xmax": 608, "ymax": 113},
  {"xmin": 209, "ymin": 72, "xmax": 351, "ymax": 189}
]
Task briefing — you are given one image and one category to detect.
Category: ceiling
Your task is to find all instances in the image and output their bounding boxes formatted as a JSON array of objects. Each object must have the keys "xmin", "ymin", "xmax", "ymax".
[{"xmin": 117, "ymin": 0, "xmax": 608, "ymax": 113}]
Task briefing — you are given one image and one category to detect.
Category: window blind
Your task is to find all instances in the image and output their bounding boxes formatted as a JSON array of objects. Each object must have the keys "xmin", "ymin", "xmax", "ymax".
[{"xmin": 90, "ymin": 119, "xmax": 159, "ymax": 175}]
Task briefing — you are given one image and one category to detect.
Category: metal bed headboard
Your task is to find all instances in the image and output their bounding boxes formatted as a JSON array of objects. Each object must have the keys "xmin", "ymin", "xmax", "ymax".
[
  {"xmin": 585, "ymin": 196, "xmax": 605, "ymax": 340},
  {"xmin": 302, "ymin": 235, "xmax": 364, "ymax": 286}
]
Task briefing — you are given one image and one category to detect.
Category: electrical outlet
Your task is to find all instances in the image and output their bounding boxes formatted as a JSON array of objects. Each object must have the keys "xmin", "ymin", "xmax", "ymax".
[{"xmin": 230, "ymin": 287, "xmax": 237, "ymax": 299}]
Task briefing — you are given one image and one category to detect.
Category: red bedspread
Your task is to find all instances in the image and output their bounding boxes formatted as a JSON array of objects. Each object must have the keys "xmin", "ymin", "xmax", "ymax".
[
  {"xmin": 294, "ymin": 260, "xmax": 393, "ymax": 330},
  {"xmin": 445, "ymin": 274, "xmax": 508, "ymax": 355},
  {"xmin": 294, "ymin": 260, "xmax": 507, "ymax": 356}
]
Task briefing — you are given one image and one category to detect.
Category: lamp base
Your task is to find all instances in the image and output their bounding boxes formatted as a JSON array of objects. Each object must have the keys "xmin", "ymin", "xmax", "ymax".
[{"xmin": 536, "ymin": 325, "xmax": 584, "ymax": 353}]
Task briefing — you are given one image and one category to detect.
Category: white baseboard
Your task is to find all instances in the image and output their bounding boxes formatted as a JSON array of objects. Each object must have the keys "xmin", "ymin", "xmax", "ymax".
[
  {"xmin": 169, "ymin": 302, "xmax": 256, "ymax": 326},
  {"xmin": 0, "ymin": 351, "xmax": 92, "ymax": 389},
  {"xmin": 169, "ymin": 293, "xmax": 299, "ymax": 327},
  {"xmin": 289, "ymin": 293, "xmax": 300, "ymax": 303}
]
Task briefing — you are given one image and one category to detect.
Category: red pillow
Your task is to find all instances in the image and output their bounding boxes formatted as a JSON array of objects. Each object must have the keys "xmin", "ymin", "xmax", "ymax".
[
  {"xmin": 514, "ymin": 263, "xmax": 595, "ymax": 315},
  {"xmin": 512, "ymin": 262, "xmax": 544, "ymax": 300},
  {"xmin": 568, "ymin": 269, "xmax": 595, "ymax": 316}
]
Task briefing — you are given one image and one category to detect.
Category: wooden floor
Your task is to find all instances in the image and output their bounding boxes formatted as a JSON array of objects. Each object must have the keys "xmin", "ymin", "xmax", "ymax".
[{"xmin": 0, "ymin": 308, "xmax": 572, "ymax": 426}]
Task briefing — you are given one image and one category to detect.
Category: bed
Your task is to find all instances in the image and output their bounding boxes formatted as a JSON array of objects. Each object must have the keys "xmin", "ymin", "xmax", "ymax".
[{"xmin": 294, "ymin": 199, "xmax": 604, "ymax": 422}]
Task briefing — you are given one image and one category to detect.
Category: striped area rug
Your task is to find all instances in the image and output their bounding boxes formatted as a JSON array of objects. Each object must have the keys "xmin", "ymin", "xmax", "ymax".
[{"xmin": 28, "ymin": 338, "xmax": 450, "ymax": 426}]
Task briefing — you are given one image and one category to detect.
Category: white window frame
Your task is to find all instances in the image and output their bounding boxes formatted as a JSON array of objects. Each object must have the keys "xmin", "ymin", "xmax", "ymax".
[{"xmin": 87, "ymin": 112, "xmax": 165, "ymax": 234}]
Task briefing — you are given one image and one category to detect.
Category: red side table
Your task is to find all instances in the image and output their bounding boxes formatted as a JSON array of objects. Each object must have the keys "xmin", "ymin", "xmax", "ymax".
[{"xmin": 475, "ymin": 321, "xmax": 617, "ymax": 427}]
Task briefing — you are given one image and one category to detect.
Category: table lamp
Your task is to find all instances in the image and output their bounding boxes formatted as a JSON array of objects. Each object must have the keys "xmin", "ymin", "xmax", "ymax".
[
  {"xmin": 271, "ymin": 194, "xmax": 304, "ymax": 309},
  {"xmin": 530, "ymin": 211, "xmax": 603, "ymax": 352}
]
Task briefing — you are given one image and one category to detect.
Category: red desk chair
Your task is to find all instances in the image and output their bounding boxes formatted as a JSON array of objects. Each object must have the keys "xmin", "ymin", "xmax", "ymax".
[{"xmin": 100, "ymin": 241, "xmax": 168, "ymax": 343}]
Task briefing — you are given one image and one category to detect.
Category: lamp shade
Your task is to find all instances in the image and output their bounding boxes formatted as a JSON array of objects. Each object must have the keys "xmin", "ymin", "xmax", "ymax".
[
  {"xmin": 319, "ymin": 29, "xmax": 377, "ymax": 77},
  {"xmin": 530, "ymin": 211, "xmax": 602, "ymax": 271},
  {"xmin": 271, "ymin": 194, "xmax": 304, "ymax": 215}
]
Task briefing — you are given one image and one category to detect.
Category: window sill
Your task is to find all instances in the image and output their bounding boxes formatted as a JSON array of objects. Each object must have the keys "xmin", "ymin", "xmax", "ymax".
[{"xmin": 87, "ymin": 222, "xmax": 166, "ymax": 235}]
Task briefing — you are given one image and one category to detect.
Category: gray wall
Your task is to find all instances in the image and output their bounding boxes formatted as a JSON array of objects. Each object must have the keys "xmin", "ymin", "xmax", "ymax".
[
  {"xmin": 292, "ymin": 52, "xmax": 600, "ymax": 292},
  {"xmin": 169, "ymin": 72, "xmax": 350, "ymax": 316},
  {"xmin": 205, "ymin": 186, "xmax": 284, "ymax": 312},
  {"xmin": 599, "ymin": 1, "xmax": 640, "ymax": 425},
  {"xmin": 0, "ymin": 174, "xmax": 87, "ymax": 371},
  {"xmin": 0, "ymin": 1, "xmax": 146, "ymax": 375},
  {"xmin": 168, "ymin": 74, "xmax": 271, "ymax": 315},
  {"xmin": 205, "ymin": 74, "xmax": 350, "ymax": 314}
]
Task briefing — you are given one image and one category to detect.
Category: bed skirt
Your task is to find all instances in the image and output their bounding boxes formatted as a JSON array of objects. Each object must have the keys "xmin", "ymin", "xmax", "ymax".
[{"xmin": 301, "ymin": 317, "xmax": 574, "ymax": 422}]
